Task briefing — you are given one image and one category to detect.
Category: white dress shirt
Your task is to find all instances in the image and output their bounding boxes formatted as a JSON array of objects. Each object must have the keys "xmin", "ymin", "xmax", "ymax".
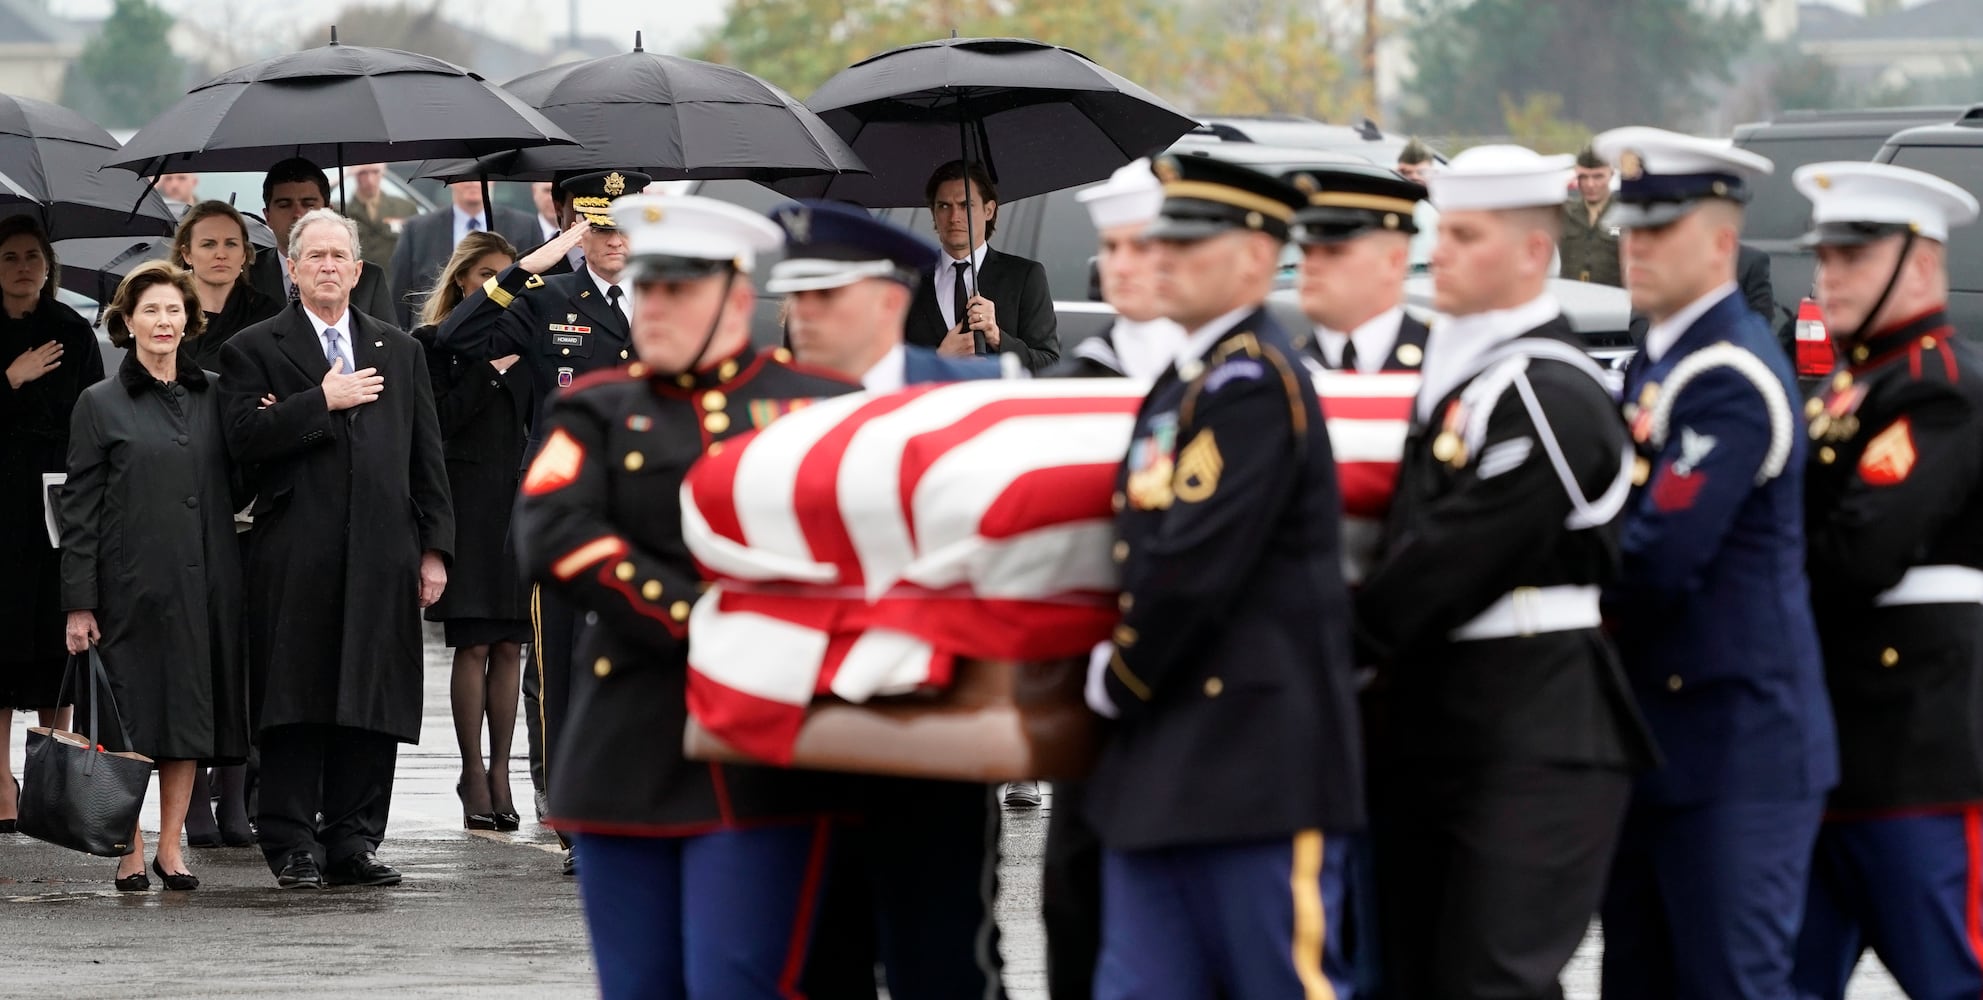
[
  {"xmin": 859, "ymin": 343, "xmax": 908, "ymax": 394},
  {"xmin": 1179, "ymin": 306, "xmax": 1257, "ymax": 366},
  {"xmin": 589, "ymin": 267, "xmax": 631, "ymax": 322},
  {"xmin": 452, "ymin": 206, "xmax": 488, "ymax": 248},
  {"xmin": 1317, "ymin": 306, "xmax": 1407, "ymax": 373},
  {"xmin": 1643, "ymin": 281, "xmax": 1738, "ymax": 365},
  {"xmin": 934, "ymin": 242, "xmax": 992, "ymax": 329},
  {"xmin": 1416, "ymin": 293, "xmax": 1563, "ymax": 421},
  {"xmin": 303, "ymin": 305, "xmax": 356, "ymax": 369},
  {"xmin": 538, "ymin": 215, "xmax": 558, "ymax": 241},
  {"xmin": 1109, "ymin": 318, "xmax": 1188, "ymax": 381}
]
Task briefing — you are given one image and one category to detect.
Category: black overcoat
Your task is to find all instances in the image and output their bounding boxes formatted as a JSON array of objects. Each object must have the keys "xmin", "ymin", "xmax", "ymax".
[
  {"xmin": 183, "ymin": 282, "xmax": 281, "ymax": 372},
  {"xmin": 216, "ymin": 302, "xmax": 453, "ymax": 742},
  {"xmin": 413, "ymin": 323, "xmax": 532, "ymax": 625}
]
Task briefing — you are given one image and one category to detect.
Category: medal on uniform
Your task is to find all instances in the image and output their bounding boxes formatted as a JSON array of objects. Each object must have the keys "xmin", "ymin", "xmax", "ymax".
[
  {"xmin": 558, "ymin": 366, "xmax": 574, "ymax": 387},
  {"xmin": 1126, "ymin": 413, "xmax": 1179, "ymax": 510},
  {"xmin": 1431, "ymin": 399, "xmax": 1467, "ymax": 466},
  {"xmin": 1628, "ymin": 383, "xmax": 1658, "ymax": 444}
]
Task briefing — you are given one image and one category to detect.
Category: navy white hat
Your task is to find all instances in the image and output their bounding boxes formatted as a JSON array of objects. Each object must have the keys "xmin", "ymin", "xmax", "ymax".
[
  {"xmin": 1591, "ymin": 126, "xmax": 1774, "ymax": 229},
  {"xmin": 561, "ymin": 170, "xmax": 653, "ymax": 229},
  {"xmin": 1145, "ymin": 154, "xmax": 1306, "ymax": 242},
  {"xmin": 610, "ymin": 193, "xmax": 783, "ymax": 282},
  {"xmin": 1793, "ymin": 161, "xmax": 1980, "ymax": 246},
  {"xmin": 764, "ymin": 199, "xmax": 938, "ymax": 293},
  {"xmin": 1427, "ymin": 145, "xmax": 1574, "ymax": 213},
  {"xmin": 1285, "ymin": 164, "xmax": 1426, "ymax": 244},
  {"xmin": 1077, "ymin": 158, "xmax": 1164, "ymax": 231}
]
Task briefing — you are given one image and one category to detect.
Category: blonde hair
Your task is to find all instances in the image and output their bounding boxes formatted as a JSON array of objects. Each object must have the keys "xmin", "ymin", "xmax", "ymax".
[
  {"xmin": 105, "ymin": 260, "xmax": 205, "ymax": 349},
  {"xmin": 421, "ymin": 230, "xmax": 518, "ymax": 328}
]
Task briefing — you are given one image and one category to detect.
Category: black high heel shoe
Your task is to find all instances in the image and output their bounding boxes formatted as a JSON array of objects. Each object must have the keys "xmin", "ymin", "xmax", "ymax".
[
  {"xmin": 152, "ymin": 858, "xmax": 198, "ymax": 891},
  {"xmin": 457, "ymin": 782, "xmax": 498, "ymax": 831},
  {"xmin": 487, "ymin": 773, "xmax": 520, "ymax": 832}
]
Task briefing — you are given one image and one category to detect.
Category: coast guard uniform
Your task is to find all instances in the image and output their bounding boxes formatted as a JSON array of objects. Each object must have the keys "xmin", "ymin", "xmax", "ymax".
[
  {"xmin": 1590, "ymin": 128, "xmax": 1838, "ymax": 1000},
  {"xmin": 1085, "ymin": 155, "xmax": 1365, "ymax": 1000},
  {"xmin": 1785, "ymin": 162, "xmax": 1983, "ymax": 999},
  {"xmin": 517, "ymin": 194, "xmax": 855, "ymax": 999}
]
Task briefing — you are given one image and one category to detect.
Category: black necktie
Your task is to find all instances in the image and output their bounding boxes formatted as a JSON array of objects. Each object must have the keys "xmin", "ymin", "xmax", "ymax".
[
  {"xmin": 953, "ymin": 260, "xmax": 978, "ymax": 354},
  {"xmin": 1340, "ymin": 339, "xmax": 1359, "ymax": 372},
  {"xmin": 607, "ymin": 285, "xmax": 623, "ymax": 315}
]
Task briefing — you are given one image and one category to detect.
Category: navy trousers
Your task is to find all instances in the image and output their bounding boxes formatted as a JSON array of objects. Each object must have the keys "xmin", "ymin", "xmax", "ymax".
[
  {"xmin": 1599, "ymin": 795, "xmax": 1825, "ymax": 999},
  {"xmin": 572, "ymin": 821, "xmax": 831, "ymax": 1000},
  {"xmin": 1793, "ymin": 809, "xmax": 1983, "ymax": 1000},
  {"xmin": 1095, "ymin": 831, "xmax": 1352, "ymax": 1000}
]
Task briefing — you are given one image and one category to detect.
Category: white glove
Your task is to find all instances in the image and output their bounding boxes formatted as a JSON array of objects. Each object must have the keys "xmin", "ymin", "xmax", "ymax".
[{"xmin": 1085, "ymin": 640, "xmax": 1120, "ymax": 719}]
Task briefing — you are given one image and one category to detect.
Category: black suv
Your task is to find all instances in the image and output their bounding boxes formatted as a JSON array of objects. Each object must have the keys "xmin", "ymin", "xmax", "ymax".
[{"xmin": 1877, "ymin": 107, "xmax": 1983, "ymax": 340}]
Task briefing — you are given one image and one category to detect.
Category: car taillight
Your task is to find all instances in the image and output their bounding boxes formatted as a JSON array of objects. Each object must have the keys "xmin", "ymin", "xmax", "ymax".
[{"xmin": 1795, "ymin": 297, "xmax": 1834, "ymax": 378}]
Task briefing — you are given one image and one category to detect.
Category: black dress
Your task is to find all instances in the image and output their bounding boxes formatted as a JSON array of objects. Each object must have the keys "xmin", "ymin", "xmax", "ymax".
[
  {"xmin": 0, "ymin": 299, "xmax": 103, "ymax": 706},
  {"xmin": 414, "ymin": 323, "xmax": 533, "ymax": 647},
  {"xmin": 183, "ymin": 282, "xmax": 281, "ymax": 373},
  {"xmin": 58, "ymin": 350, "xmax": 248, "ymax": 761}
]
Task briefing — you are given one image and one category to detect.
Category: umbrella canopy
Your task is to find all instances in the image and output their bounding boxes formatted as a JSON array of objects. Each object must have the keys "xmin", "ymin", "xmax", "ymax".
[
  {"xmin": 56, "ymin": 213, "xmax": 276, "ymax": 302},
  {"xmin": 772, "ymin": 37, "xmax": 1196, "ymax": 208},
  {"xmin": 106, "ymin": 33, "xmax": 574, "ymax": 176},
  {"xmin": 417, "ymin": 36, "xmax": 866, "ymax": 183},
  {"xmin": 0, "ymin": 94, "xmax": 178, "ymax": 241}
]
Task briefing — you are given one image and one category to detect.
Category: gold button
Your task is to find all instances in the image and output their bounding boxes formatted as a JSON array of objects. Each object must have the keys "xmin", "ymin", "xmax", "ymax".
[
  {"xmin": 593, "ymin": 657, "xmax": 611, "ymax": 678},
  {"xmin": 561, "ymin": 347, "xmax": 571, "ymax": 356},
  {"xmin": 1113, "ymin": 625, "xmax": 1138, "ymax": 647},
  {"xmin": 614, "ymin": 561, "xmax": 635, "ymax": 581},
  {"xmin": 670, "ymin": 600, "xmax": 691, "ymax": 623},
  {"xmin": 704, "ymin": 412, "xmax": 731, "ymax": 434},
  {"xmin": 624, "ymin": 451, "xmax": 645, "ymax": 471},
  {"xmin": 702, "ymin": 390, "xmax": 727, "ymax": 411},
  {"xmin": 1922, "ymin": 337, "xmax": 1937, "ymax": 349},
  {"xmin": 1112, "ymin": 540, "xmax": 1130, "ymax": 563},
  {"xmin": 1632, "ymin": 457, "xmax": 1650, "ymax": 486},
  {"xmin": 1805, "ymin": 397, "xmax": 1824, "ymax": 419},
  {"xmin": 1118, "ymin": 593, "xmax": 1133, "ymax": 613},
  {"xmin": 1111, "ymin": 491, "xmax": 1126, "ymax": 512},
  {"xmin": 628, "ymin": 362, "xmax": 648, "ymax": 378},
  {"xmin": 1818, "ymin": 446, "xmax": 1836, "ymax": 465},
  {"xmin": 1881, "ymin": 647, "xmax": 1900, "ymax": 668},
  {"xmin": 642, "ymin": 580, "xmax": 662, "ymax": 601},
  {"xmin": 1831, "ymin": 371, "xmax": 1853, "ymax": 393},
  {"xmin": 675, "ymin": 374, "xmax": 695, "ymax": 388},
  {"xmin": 707, "ymin": 442, "xmax": 724, "ymax": 457},
  {"xmin": 1851, "ymin": 345, "xmax": 1869, "ymax": 363},
  {"xmin": 718, "ymin": 360, "xmax": 740, "ymax": 381},
  {"xmin": 1666, "ymin": 674, "xmax": 1683, "ymax": 692},
  {"xmin": 1203, "ymin": 677, "xmax": 1224, "ymax": 697},
  {"xmin": 772, "ymin": 347, "xmax": 793, "ymax": 363}
]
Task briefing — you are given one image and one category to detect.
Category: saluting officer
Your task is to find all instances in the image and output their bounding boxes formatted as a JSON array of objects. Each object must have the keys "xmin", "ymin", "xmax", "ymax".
[
  {"xmin": 1084, "ymin": 154, "xmax": 1365, "ymax": 999},
  {"xmin": 1055, "ymin": 158, "xmax": 1185, "ymax": 380},
  {"xmin": 1590, "ymin": 127, "xmax": 1838, "ymax": 1000},
  {"xmin": 1287, "ymin": 163, "xmax": 1430, "ymax": 373},
  {"xmin": 434, "ymin": 168, "xmax": 651, "ymax": 873},
  {"xmin": 1787, "ymin": 162, "xmax": 1983, "ymax": 999},
  {"xmin": 1355, "ymin": 145, "xmax": 1655, "ymax": 1000},
  {"xmin": 515, "ymin": 193, "xmax": 855, "ymax": 999}
]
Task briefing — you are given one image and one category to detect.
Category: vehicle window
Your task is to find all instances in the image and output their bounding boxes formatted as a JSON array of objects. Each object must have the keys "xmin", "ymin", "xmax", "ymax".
[
  {"xmin": 1739, "ymin": 136, "xmax": 1894, "ymax": 241},
  {"xmin": 689, "ymin": 179, "xmax": 800, "ymax": 292},
  {"xmin": 1031, "ymin": 189, "xmax": 1101, "ymax": 301},
  {"xmin": 1881, "ymin": 145, "xmax": 1983, "ymax": 290}
]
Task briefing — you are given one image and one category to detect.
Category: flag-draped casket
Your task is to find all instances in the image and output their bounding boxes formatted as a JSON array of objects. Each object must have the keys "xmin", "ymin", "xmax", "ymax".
[{"xmin": 680, "ymin": 372, "xmax": 1419, "ymax": 780}]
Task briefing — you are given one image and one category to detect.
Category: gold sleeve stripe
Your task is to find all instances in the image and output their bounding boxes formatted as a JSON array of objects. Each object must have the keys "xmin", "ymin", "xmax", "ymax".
[
  {"xmin": 483, "ymin": 275, "xmax": 514, "ymax": 309},
  {"xmin": 1109, "ymin": 649, "xmax": 1153, "ymax": 702},
  {"xmin": 551, "ymin": 535, "xmax": 627, "ymax": 581}
]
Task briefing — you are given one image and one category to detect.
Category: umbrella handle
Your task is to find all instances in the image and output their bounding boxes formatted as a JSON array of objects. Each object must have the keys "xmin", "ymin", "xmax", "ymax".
[{"xmin": 957, "ymin": 97, "xmax": 986, "ymax": 356}]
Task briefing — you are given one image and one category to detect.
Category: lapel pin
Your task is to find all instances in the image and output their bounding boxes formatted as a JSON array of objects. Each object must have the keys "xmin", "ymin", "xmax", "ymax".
[{"xmin": 373, "ymin": 341, "xmax": 383, "ymax": 347}]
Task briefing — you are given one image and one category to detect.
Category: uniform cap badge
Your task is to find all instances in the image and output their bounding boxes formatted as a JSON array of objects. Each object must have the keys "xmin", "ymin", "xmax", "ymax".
[
  {"xmin": 1618, "ymin": 150, "xmax": 1644, "ymax": 181},
  {"xmin": 604, "ymin": 171, "xmax": 627, "ymax": 196}
]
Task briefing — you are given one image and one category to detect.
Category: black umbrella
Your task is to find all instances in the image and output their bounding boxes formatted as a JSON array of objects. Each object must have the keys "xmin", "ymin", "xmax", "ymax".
[
  {"xmin": 772, "ymin": 37, "xmax": 1196, "ymax": 208},
  {"xmin": 56, "ymin": 214, "xmax": 277, "ymax": 303},
  {"xmin": 417, "ymin": 33, "xmax": 867, "ymax": 184},
  {"xmin": 0, "ymin": 94, "xmax": 178, "ymax": 241},
  {"xmin": 105, "ymin": 29, "xmax": 574, "ymax": 184}
]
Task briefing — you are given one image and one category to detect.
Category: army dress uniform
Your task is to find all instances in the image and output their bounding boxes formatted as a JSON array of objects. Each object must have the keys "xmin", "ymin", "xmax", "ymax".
[
  {"xmin": 518, "ymin": 193, "xmax": 858, "ymax": 1000},
  {"xmin": 1354, "ymin": 146, "xmax": 1656, "ymax": 1000},
  {"xmin": 1085, "ymin": 156, "xmax": 1365, "ymax": 1000},
  {"xmin": 1285, "ymin": 163, "xmax": 1432, "ymax": 376},
  {"xmin": 1787, "ymin": 162, "xmax": 1983, "ymax": 999},
  {"xmin": 1590, "ymin": 128, "xmax": 1838, "ymax": 1000}
]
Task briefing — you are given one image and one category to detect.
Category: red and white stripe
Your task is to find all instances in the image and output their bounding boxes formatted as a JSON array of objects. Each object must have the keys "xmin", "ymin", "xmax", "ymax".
[{"xmin": 1316, "ymin": 371, "xmax": 1419, "ymax": 583}]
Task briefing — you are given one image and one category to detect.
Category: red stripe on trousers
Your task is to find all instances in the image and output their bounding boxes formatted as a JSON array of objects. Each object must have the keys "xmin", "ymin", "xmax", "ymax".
[
  {"xmin": 1963, "ymin": 805, "xmax": 1983, "ymax": 989},
  {"xmin": 778, "ymin": 818, "xmax": 834, "ymax": 1000}
]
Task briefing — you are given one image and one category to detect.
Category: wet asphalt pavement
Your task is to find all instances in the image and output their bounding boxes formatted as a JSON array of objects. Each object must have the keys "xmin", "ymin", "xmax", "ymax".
[{"xmin": 0, "ymin": 628, "xmax": 1902, "ymax": 997}]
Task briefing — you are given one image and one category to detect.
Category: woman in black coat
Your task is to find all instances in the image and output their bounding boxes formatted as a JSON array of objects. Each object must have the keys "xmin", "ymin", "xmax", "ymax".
[
  {"xmin": 170, "ymin": 200, "xmax": 275, "ymax": 847},
  {"xmin": 414, "ymin": 230, "xmax": 531, "ymax": 830},
  {"xmin": 61, "ymin": 262, "xmax": 247, "ymax": 891},
  {"xmin": 0, "ymin": 217, "xmax": 103, "ymax": 831}
]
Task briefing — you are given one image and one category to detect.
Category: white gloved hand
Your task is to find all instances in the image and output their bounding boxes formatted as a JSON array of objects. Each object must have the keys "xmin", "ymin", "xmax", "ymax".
[{"xmin": 1085, "ymin": 640, "xmax": 1120, "ymax": 719}]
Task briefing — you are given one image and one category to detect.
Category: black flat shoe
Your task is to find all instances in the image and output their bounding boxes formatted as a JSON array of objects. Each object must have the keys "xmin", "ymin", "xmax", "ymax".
[
  {"xmin": 326, "ymin": 851, "xmax": 401, "ymax": 887},
  {"xmin": 152, "ymin": 858, "xmax": 199, "ymax": 891},
  {"xmin": 275, "ymin": 851, "xmax": 324, "ymax": 890},
  {"xmin": 114, "ymin": 871, "xmax": 150, "ymax": 892}
]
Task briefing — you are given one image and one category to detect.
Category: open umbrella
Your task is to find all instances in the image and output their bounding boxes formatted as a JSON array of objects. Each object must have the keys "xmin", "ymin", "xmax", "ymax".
[
  {"xmin": 772, "ymin": 37, "xmax": 1196, "ymax": 208},
  {"xmin": 0, "ymin": 94, "xmax": 178, "ymax": 241},
  {"xmin": 57, "ymin": 214, "xmax": 276, "ymax": 303},
  {"xmin": 417, "ymin": 33, "xmax": 866, "ymax": 184},
  {"xmin": 105, "ymin": 28, "xmax": 574, "ymax": 223}
]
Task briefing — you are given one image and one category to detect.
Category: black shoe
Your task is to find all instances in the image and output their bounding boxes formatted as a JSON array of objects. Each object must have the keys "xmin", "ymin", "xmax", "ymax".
[
  {"xmin": 326, "ymin": 851, "xmax": 402, "ymax": 887},
  {"xmin": 274, "ymin": 851, "xmax": 324, "ymax": 890},
  {"xmin": 152, "ymin": 858, "xmax": 199, "ymax": 891},
  {"xmin": 457, "ymin": 782, "xmax": 498, "ymax": 831},
  {"xmin": 114, "ymin": 869, "xmax": 150, "ymax": 892},
  {"xmin": 561, "ymin": 848, "xmax": 576, "ymax": 877},
  {"xmin": 0, "ymin": 775, "xmax": 18, "ymax": 832}
]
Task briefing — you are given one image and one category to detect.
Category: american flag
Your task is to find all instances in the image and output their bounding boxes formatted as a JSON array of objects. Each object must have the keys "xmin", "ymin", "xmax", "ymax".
[{"xmin": 681, "ymin": 373, "xmax": 1419, "ymax": 765}]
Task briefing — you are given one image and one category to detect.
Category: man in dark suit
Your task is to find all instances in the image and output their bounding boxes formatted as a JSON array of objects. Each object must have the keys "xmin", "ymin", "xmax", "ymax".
[
  {"xmin": 246, "ymin": 158, "xmax": 395, "ymax": 324},
  {"xmin": 388, "ymin": 181, "xmax": 542, "ymax": 328},
  {"xmin": 1288, "ymin": 164, "xmax": 1430, "ymax": 374},
  {"xmin": 768, "ymin": 199, "xmax": 1007, "ymax": 1000},
  {"xmin": 904, "ymin": 160, "xmax": 1059, "ymax": 371},
  {"xmin": 435, "ymin": 168, "xmax": 650, "ymax": 877},
  {"xmin": 217, "ymin": 208, "xmax": 453, "ymax": 891},
  {"xmin": 1085, "ymin": 154, "xmax": 1365, "ymax": 998}
]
